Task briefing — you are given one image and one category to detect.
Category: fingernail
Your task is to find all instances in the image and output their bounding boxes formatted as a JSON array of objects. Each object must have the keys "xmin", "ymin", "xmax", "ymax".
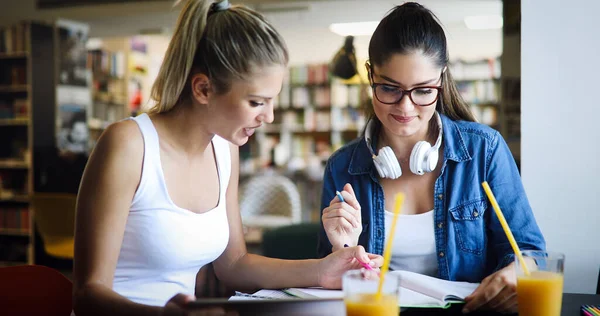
[{"xmin": 369, "ymin": 261, "xmax": 375, "ymax": 266}]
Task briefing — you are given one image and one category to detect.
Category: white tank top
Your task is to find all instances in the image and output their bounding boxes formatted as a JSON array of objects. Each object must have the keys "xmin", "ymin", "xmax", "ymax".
[
  {"xmin": 384, "ymin": 210, "xmax": 438, "ymax": 277},
  {"xmin": 112, "ymin": 113, "xmax": 231, "ymax": 306}
]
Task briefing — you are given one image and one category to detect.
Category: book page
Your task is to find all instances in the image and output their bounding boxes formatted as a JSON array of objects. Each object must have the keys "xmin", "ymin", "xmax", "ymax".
[
  {"xmin": 399, "ymin": 287, "xmax": 447, "ymax": 308},
  {"xmin": 285, "ymin": 286, "xmax": 450, "ymax": 309},
  {"xmin": 391, "ymin": 270, "xmax": 479, "ymax": 303},
  {"xmin": 230, "ymin": 289, "xmax": 295, "ymax": 300},
  {"xmin": 283, "ymin": 287, "xmax": 344, "ymax": 299}
]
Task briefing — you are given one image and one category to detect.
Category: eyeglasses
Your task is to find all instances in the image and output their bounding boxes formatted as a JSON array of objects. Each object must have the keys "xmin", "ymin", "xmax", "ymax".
[{"xmin": 366, "ymin": 62, "xmax": 443, "ymax": 106}]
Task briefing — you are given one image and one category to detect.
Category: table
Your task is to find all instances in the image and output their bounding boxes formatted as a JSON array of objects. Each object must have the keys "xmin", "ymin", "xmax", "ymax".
[{"xmin": 200, "ymin": 293, "xmax": 600, "ymax": 315}]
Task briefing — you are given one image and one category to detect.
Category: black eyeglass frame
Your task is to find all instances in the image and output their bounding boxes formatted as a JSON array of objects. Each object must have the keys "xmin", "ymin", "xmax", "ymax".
[{"xmin": 366, "ymin": 61, "xmax": 444, "ymax": 106}]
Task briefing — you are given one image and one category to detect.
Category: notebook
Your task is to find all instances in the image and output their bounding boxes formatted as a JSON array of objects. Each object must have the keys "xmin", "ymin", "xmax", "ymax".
[{"xmin": 234, "ymin": 270, "xmax": 480, "ymax": 309}]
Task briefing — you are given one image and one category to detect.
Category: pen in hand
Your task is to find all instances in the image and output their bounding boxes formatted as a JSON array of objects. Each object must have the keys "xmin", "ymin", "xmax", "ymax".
[
  {"xmin": 344, "ymin": 244, "xmax": 374, "ymax": 271},
  {"xmin": 335, "ymin": 190, "xmax": 345, "ymax": 203},
  {"xmin": 337, "ymin": 189, "xmax": 372, "ymax": 271}
]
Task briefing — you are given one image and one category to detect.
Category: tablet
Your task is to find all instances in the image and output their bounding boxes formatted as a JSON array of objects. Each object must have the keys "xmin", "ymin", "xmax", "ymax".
[{"xmin": 186, "ymin": 298, "xmax": 345, "ymax": 316}]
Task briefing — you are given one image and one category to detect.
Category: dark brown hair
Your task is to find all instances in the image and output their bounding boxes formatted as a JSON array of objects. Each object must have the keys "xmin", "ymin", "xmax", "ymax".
[{"xmin": 367, "ymin": 2, "xmax": 476, "ymax": 122}]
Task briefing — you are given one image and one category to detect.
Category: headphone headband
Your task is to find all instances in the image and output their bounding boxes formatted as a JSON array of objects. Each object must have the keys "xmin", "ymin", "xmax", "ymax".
[
  {"xmin": 364, "ymin": 111, "xmax": 443, "ymax": 178},
  {"xmin": 365, "ymin": 112, "xmax": 442, "ymax": 152}
]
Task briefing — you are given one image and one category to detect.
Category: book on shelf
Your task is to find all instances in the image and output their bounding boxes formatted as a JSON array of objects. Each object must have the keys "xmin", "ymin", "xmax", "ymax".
[
  {"xmin": 0, "ymin": 207, "xmax": 30, "ymax": 231},
  {"xmin": 235, "ymin": 270, "xmax": 479, "ymax": 309},
  {"xmin": 0, "ymin": 23, "xmax": 28, "ymax": 54}
]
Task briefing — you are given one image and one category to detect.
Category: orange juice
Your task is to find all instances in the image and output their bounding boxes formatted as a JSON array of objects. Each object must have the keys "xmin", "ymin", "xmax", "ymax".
[
  {"xmin": 517, "ymin": 271, "xmax": 563, "ymax": 316},
  {"xmin": 345, "ymin": 293, "xmax": 399, "ymax": 316}
]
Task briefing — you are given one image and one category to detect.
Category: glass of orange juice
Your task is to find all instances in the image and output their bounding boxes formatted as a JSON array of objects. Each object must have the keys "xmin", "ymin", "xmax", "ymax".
[
  {"xmin": 342, "ymin": 269, "xmax": 400, "ymax": 316},
  {"xmin": 516, "ymin": 250, "xmax": 565, "ymax": 316}
]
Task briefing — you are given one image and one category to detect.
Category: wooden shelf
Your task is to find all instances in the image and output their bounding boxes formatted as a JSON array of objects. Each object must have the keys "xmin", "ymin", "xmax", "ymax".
[
  {"xmin": 291, "ymin": 130, "xmax": 332, "ymax": 135},
  {"xmin": 0, "ymin": 52, "xmax": 28, "ymax": 59},
  {"xmin": 290, "ymin": 82, "xmax": 330, "ymax": 88},
  {"xmin": 0, "ymin": 160, "xmax": 29, "ymax": 169},
  {"xmin": 0, "ymin": 261, "xmax": 28, "ymax": 267},
  {"xmin": 275, "ymin": 106, "xmax": 333, "ymax": 112},
  {"xmin": 0, "ymin": 229, "xmax": 30, "ymax": 237},
  {"xmin": 0, "ymin": 118, "xmax": 29, "ymax": 126},
  {"xmin": 0, "ymin": 195, "xmax": 30, "ymax": 203},
  {"xmin": 0, "ymin": 85, "xmax": 29, "ymax": 93}
]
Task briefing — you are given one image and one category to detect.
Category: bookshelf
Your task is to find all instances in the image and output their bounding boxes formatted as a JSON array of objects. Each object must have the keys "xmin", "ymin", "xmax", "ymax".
[
  {"xmin": 87, "ymin": 48, "xmax": 128, "ymax": 143},
  {"xmin": 86, "ymin": 36, "xmax": 150, "ymax": 145},
  {"xmin": 450, "ymin": 58, "xmax": 502, "ymax": 130},
  {"xmin": 0, "ymin": 21, "xmax": 57, "ymax": 266},
  {"xmin": 241, "ymin": 64, "xmax": 366, "ymax": 175},
  {"xmin": 239, "ymin": 63, "xmax": 368, "ymax": 222}
]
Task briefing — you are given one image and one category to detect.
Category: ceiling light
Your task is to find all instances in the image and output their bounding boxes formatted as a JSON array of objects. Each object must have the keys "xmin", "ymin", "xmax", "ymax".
[
  {"xmin": 464, "ymin": 15, "xmax": 503, "ymax": 30},
  {"xmin": 329, "ymin": 21, "xmax": 379, "ymax": 37}
]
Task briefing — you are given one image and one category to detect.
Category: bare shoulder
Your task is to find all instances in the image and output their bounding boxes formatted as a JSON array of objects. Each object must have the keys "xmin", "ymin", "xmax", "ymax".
[
  {"xmin": 83, "ymin": 119, "xmax": 144, "ymax": 188},
  {"xmin": 94, "ymin": 119, "xmax": 143, "ymax": 157}
]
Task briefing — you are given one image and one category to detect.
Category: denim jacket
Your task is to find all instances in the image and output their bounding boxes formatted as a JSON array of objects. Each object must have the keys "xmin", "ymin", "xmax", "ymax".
[{"xmin": 317, "ymin": 114, "xmax": 546, "ymax": 282}]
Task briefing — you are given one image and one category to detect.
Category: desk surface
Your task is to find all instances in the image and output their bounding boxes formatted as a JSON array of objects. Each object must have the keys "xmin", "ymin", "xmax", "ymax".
[{"xmin": 199, "ymin": 293, "xmax": 600, "ymax": 315}]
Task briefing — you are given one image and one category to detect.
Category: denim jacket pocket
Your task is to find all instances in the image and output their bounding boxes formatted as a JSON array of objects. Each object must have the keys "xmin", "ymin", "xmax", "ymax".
[{"xmin": 449, "ymin": 199, "xmax": 488, "ymax": 255}]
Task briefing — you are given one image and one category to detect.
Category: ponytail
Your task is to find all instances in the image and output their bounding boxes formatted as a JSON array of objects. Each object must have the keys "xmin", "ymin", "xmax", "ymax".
[
  {"xmin": 439, "ymin": 68, "xmax": 476, "ymax": 122},
  {"xmin": 150, "ymin": 0, "xmax": 212, "ymax": 113},
  {"xmin": 149, "ymin": 0, "xmax": 288, "ymax": 114}
]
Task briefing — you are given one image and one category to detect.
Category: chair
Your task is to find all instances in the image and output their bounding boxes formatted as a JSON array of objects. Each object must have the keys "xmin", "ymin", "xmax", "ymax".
[
  {"xmin": 32, "ymin": 193, "xmax": 77, "ymax": 259},
  {"xmin": 239, "ymin": 171, "xmax": 302, "ymax": 229},
  {"xmin": 0, "ymin": 265, "xmax": 73, "ymax": 315},
  {"xmin": 261, "ymin": 223, "xmax": 321, "ymax": 260}
]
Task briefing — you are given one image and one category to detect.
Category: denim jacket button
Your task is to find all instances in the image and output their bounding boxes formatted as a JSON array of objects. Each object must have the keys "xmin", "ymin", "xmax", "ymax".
[
  {"xmin": 437, "ymin": 222, "xmax": 443, "ymax": 229},
  {"xmin": 439, "ymin": 252, "xmax": 445, "ymax": 257},
  {"xmin": 473, "ymin": 211, "xmax": 479, "ymax": 217},
  {"xmin": 437, "ymin": 194, "xmax": 443, "ymax": 200}
]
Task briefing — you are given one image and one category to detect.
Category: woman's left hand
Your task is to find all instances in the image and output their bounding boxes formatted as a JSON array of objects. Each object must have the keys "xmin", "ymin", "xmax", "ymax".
[
  {"xmin": 317, "ymin": 245, "xmax": 383, "ymax": 289},
  {"xmin": 462, "ymin": 263, "xmax": 517, "ymax": 314}
]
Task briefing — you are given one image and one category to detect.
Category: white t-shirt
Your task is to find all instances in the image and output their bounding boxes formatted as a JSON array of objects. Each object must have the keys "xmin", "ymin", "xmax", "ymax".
[{"xmin": 384, "ymin": 209, "xmax": 438, "ymax": 277}]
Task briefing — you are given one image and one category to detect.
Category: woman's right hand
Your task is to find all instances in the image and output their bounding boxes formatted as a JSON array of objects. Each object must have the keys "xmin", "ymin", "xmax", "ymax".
[
  {"xmin": 163, "ymin": 293, "xmax": 232, "ymax": 316},
  {"xmin": 321, "ymin": 183, "xmax": 362, "ymax": 251}
]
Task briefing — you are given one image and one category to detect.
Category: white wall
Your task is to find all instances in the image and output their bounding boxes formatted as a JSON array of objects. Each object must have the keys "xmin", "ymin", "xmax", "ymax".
[{"xmin": 522, "ymin": 0, "xmax": 600, "ymax": 294}]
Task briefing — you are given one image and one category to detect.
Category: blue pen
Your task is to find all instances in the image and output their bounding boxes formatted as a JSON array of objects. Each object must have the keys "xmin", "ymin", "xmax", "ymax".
[{"xmin": 335, "ymin": 190, "xmax": 345, "ymax": 203}]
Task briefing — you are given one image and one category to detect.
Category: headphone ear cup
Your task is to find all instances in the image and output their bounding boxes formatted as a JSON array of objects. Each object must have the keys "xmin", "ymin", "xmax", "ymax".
[
  {"xmin": 410, "ymin": 141, "xmax": 431, "ymax": 175},
  {"xmin": 379, "ymin": 146, "xmax": 402, "ymax": 179},
  {"xmin": 423, "ymin": 147, "xmax": 439, "ymax": 173},
  {"xmin": 373, "ymin": 155, "xmax": 387, "ymax": 178}
]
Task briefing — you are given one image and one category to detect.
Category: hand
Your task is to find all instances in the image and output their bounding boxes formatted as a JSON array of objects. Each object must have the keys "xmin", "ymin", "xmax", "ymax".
[
  {"xmin": 462, "ymin": 263, "xmax": 517, "ymax": 314},
  {"xmin": 163, "ymin": 293, "xmax": 235, "ymax": 316},
  {"xmin": 318, "ymin": 245, "xmax": 383, "ymax": 289},
  {"xmin": 321, "ymin": 183, "xmax": 362, "ymax": 251}
]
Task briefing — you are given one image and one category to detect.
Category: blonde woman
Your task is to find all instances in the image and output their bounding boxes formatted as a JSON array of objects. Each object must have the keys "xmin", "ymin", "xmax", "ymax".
[{"xmin": 72, "ymin": 1, "xmax": 383, "ymax": 315}]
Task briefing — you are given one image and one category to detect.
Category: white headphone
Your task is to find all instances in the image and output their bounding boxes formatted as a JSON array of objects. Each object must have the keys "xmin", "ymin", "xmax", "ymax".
[{"xmin": 365, "ymin": 111, "xmax": 443, "ymax": 179}]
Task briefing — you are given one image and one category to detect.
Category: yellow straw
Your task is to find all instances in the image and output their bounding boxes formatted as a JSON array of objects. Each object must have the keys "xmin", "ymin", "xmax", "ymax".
[
  {"xmin": 481, "ymin": 181, "xmax": 530, "ymax": 276},
  {"xmin": 376, "ymin": 192, "xmax": 404, "ymax": 300}
]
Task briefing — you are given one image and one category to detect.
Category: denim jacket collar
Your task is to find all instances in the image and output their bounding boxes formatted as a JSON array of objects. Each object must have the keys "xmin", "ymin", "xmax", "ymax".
[{"xmin": 348, "ymin": 114, "xmax": 472, "ymax": 176}]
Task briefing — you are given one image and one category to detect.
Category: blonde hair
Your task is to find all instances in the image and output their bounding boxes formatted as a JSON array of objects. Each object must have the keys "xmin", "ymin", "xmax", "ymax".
[{"xmin": 149, "ymin": 0, "xmax": 289, "ymax": 113}]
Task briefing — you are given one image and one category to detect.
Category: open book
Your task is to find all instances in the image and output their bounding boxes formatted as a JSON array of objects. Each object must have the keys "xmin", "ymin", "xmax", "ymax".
[{"xmin": 233, "ymin": 270, "xmax": 479, "ymax": 309}]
